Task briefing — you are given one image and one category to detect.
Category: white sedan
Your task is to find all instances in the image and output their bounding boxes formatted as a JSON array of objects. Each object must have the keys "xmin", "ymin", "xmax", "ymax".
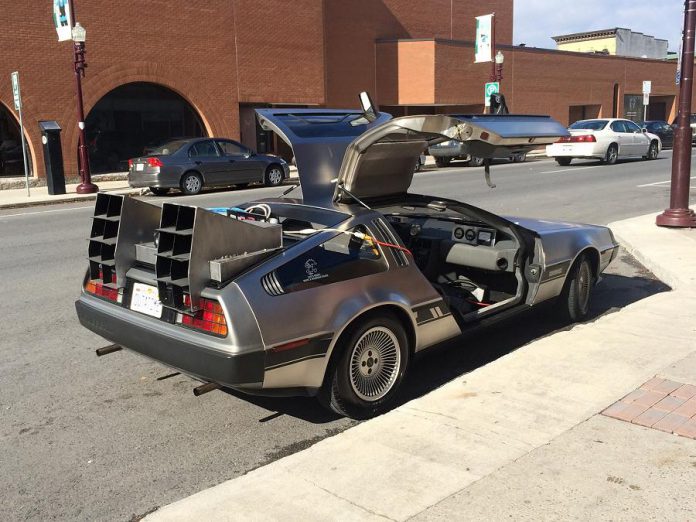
[{"xmin": 546, "ymin": 118, "xmax": 661, "ymax": 166}]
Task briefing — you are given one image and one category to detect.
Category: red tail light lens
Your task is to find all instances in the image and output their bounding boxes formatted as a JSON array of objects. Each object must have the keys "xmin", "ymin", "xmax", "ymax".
[
  {"xmin": 147, "ymin": 157, "xmax": 164, "ymax": 167},
  {"xmin": 558, "ymin": 135, "xmax": 596, "ymax": 143},
  {"xmin": 180, "ymin": 296, "xmax": 228, "ymax": 336},
  {"xmin": 128, "ymin": 159, "xmax": 133, "ymax": 168},
  {"xmin": 85, "ymin": 279, "xmax": 119, "ymax": 302}
]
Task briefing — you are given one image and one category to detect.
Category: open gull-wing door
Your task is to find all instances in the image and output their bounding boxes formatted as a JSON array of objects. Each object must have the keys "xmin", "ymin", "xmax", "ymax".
[
  {"xmin": 255, "ymin": 108, "xmax": 391, "ymax": 206},
  {"xmin": 335, "ymin": 113, "xmax": 569, "ymax": 202}
]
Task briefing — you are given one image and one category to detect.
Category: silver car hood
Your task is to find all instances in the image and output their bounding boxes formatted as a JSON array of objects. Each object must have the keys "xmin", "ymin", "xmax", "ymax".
[{"xmin": 256, "ymin": 109, "xmax": 568, "ymax": 207}]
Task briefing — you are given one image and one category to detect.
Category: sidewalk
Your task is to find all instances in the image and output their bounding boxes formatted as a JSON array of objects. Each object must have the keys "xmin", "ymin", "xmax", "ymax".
[
  {"xmin": 146, "ymin": 211, "xmax": 696, "ymax": 521},
  {"xmin": 0, "ymin": 179, "xmax": 139, "ymax": 210}
]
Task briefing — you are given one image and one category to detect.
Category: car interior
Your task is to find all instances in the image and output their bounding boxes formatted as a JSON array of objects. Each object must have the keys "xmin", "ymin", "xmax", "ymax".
[{"xmin": 375, "ymin": 200, "xmax": 526, "ymax": 324}]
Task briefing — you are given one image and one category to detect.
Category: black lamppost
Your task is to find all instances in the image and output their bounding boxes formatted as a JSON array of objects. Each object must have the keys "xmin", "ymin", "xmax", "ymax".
[
  {"xmin": 70, "ymin": 2, "xmax": 97, "ymax": 194},
  {"xmin": 656, "ymin": 0, "xmax": 696, "ymax": 227}
]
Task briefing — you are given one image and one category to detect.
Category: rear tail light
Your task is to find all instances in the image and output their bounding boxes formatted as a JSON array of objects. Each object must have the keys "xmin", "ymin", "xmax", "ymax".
[
  {"xmin": 128, "ymin": 159, "xmax": 133, "ymax": 168},
  {"xmin": 558, "ymin": 135, "xmax": 597, "ymax": 143},
  {"xmin": 147, "ymin": 157, "xmax": 164, "ymax": 167},
  {"xmin": 84, "ymin": 271, "xmax": 121, "ymax": 302},
  {"xmin": 179, "ymin": 294, "xmax": 228, "ymax": 336}
]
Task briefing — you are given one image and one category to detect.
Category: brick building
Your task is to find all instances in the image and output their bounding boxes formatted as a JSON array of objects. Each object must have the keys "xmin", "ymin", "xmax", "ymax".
[{"xmin": 0, "ymin": 0, "xmax": 681, "ymax": 179}]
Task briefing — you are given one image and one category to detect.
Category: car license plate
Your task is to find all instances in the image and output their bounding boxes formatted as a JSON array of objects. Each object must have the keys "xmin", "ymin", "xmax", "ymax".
[
  {"xmin": 136, "ymin": 163, "xmax": 144, "ymax": 171},
  {"xmin": 130, "ymin": 282, "xmax": 163, "ymax": 318}
]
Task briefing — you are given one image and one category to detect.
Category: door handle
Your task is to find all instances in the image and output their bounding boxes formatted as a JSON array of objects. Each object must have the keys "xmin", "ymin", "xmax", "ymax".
[{"xmin": 194, "ymin": 161, "xmax": 202, "ymax": 165}]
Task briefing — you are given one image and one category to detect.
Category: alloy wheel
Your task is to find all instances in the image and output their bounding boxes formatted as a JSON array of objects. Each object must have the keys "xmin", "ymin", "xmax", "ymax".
[
  {"xmin": 268, "ymin": 167, "xmax": 283, "ymax": 185},
  {"xmin": 349, "ymin": 327, "xmax": 401, "ymax": 402},
  {"xmin": 184, "ymin": 175, "xmax": 201, "ymax": 193}
]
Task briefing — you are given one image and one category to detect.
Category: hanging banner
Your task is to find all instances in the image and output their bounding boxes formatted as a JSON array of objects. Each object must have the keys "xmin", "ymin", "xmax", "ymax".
[
  {"xmin": 53, "ymin": 0, "xmax": 73, "ymax": 41},
  {"xmin": 475, "ymin": 14, "xmax": 494, "ymax": 63}
]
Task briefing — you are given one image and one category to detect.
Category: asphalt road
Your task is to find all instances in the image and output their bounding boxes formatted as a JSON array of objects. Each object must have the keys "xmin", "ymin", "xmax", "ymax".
[{"xmin": 0, "ymin": 152, "xmax": 681, "ymax": 521}]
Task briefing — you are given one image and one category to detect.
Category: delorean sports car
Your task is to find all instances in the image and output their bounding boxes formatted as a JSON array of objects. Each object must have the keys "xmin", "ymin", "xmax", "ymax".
[{"xmin": 76, "ymin": 101, "xmax": 619, "ymax": 418}]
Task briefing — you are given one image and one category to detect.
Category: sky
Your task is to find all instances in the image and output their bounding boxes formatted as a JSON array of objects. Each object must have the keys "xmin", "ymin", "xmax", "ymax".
[{"xmin": 513, "ymin": 0, "xmax": 684, "ymax": 52}]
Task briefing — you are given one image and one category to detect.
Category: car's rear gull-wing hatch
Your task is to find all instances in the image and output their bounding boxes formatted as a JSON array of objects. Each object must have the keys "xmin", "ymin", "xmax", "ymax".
[{"xmin": 335, "ymin": 113, "xmax": 569, "ymax": 202}]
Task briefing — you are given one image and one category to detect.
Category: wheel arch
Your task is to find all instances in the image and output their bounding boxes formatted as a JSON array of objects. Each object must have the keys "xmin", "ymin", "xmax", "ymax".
[
  {"xmin": 566, "ymin": 246, "xmax": 601, "ymax": 283},
  {"xmin": 320, "ymin": 302, "xmax": 416, "ymax": 390}
]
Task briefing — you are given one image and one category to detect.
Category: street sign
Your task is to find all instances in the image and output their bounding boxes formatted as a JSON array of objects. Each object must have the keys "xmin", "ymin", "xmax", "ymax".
[
  {"xmin": 484, "ymin": 82, "xmax": 499, "ymax": 107},
  {"xmin": 642, "ymin": 80, "xmax": 652, "ymax": 94},
  {"xmin": 11, "ymin": 71, "xmax": 21, "ymax": 110},
  {"xmin": 643, "ymin": 93, "xmax": 650, "ymax": 105},
  {"xmin": 10, "ymin": 72, "xmax": 31, "ymax": 197}
]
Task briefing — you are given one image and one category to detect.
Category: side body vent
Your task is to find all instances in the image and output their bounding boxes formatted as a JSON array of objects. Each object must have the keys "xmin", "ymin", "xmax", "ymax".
[
  {"xmin": 88, "ymin": 194, "xmax": 161, "ymax": 288},
  {"xmin": 261, "ymin": 272, "xmax": 285, "ymax": 296},
  {"xmin": 155, "ymin": 203, "xmax": 282, "ymax": 312}
]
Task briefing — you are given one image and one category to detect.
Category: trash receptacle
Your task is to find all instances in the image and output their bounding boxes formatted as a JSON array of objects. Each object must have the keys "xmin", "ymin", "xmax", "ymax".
[{"xmin": 39, "ymin": 120, "xmax": 66, "ymax": 195}]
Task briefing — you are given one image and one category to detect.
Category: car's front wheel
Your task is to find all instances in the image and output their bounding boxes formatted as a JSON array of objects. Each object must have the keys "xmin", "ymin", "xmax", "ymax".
[
  {"xmin": 556, "ymin": 157, "xmax": 572, "ymax": 166},
  {"xmin": 646, "ymin": 141, "xmax": 659, "ymax": 160},
  {"xmin": 180, "ymin": 172, "xmax": 203, "ymax": 195},
  {"xmin": 325, "ymin": 314, "xmax": 410, "ymax": 419},
  {"xmin": 149, "ymin": 187, "xmax": 170, "ymax": 196},
  {"xmin": 434, "ymin": 156, "xmax": 451, "ymax": 168},
  {"xmin": 558, "ymin": 255, "xmax": 594, "ymax": 322},
  {"xmin": 264, "ymin": 164, "xmax": 284, "ymax": 187}
]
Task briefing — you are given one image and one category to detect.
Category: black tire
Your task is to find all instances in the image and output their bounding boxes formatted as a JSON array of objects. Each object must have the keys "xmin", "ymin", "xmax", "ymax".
[
  {"xmin": 558, "ymin": 255, "xmax": 594, "ymax": 323},
  {"xmin": 264, "ymin": 164, "xmax": 284, "ymax": 186},
  {"xmin": 467, "ymin": 156, "xmax": 484, "ymax": 167},
  {"xmin": 149, "ymin": 187, "xmax": 170, "ymax": 196},
  {"xmin": 434, "ymin": 156, "xmax": 451, "ymax": 168},
  {"xmin": 603, "ymin": 144, "xmax": 618, "ymax": 165},
  {"xmin": 512, "ymin": 152, "xmax": 527, "ymax": 163},
  {"xmin": 324, "ymin": 314, "xmax": 410, "ymax": 419},
  {"xmin": 556, "ymin": 157, "xmax": 572, "ymax": 166},
  {"xmin": 180, "ymin": 172, "xmax": 203, "ymax": 195},
  {"xmin": 646, "ymin": 140, "xmax": 659, "ymax": 160}
]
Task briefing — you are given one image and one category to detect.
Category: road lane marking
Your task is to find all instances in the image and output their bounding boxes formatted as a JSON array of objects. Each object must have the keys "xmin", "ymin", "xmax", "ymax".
[
  {"xmin": 0, "ymin": 205, "xmax": 93, "ymax": 219},
  {"xmin": 539, "ymin": 166, "xmax": 600, "ymax": 174},
  {"xmin": 637, "ymin": 176, "xmax": 696, "ymax": 188}
]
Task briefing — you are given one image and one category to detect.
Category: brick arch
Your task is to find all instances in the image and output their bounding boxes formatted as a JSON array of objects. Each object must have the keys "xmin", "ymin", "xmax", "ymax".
[
  {"xmin": 0, "ymin": 99, "xmax": 37, "ymax": 178},
  {"xmin": 61, "ymin": 62, "xmax": 224, "ymax": 178}
]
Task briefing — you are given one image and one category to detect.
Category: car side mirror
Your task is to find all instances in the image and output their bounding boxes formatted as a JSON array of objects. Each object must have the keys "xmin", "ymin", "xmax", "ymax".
[
  {"xmin": 642, "ymin": 128, "xmax": 647, "ymax": 133},
  {"xmin": 244, "ymin": 150, "xmax": 253, "ymax": 158}
]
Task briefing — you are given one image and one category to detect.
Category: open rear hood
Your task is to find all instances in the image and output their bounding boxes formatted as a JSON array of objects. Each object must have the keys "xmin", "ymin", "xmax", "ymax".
[{"xmin": 335, "ymin": 114, "xmax": 569, "ymax": 202}]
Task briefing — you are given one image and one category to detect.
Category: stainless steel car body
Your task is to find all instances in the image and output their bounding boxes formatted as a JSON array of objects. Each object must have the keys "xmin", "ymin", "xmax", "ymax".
[
  {"xmin": 76, "ymin": 109, "xmax": 618, "ymax": 399},
  {"xmin": 127, "ymin": 137, "xmax": 289, "ymax": 190}
]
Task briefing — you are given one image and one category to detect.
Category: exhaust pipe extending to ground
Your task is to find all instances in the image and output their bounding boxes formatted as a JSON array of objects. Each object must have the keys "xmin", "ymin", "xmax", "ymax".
[{"xmin": 193, "ymin": 382, "xmax": 221, "ymax": 396}]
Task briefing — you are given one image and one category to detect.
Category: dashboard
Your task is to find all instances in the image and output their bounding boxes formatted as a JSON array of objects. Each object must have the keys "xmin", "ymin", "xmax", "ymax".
[{"xmin": 386, "ymin": 215, "xmax": 498, "ymax": 246}]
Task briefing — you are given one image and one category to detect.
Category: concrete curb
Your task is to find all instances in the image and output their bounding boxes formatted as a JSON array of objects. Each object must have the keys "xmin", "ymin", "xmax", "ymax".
[{"xmin": 0, "ymin": 188, "xmax": 141, "ymax": 210}]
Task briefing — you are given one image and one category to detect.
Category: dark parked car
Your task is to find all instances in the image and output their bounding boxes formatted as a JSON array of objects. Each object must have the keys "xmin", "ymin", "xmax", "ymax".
[
  {"xmin": 643, "ymin": 120, "xmax": 674, "ymax": 148},
  {"xmin": 128, "ymin": 137, "xmax": 290, "ymax": 195}
]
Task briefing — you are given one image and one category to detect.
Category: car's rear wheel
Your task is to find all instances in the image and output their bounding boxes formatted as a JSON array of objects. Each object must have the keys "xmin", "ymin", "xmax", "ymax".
[
  {"xmin": 325, "ymin": 314, "xmax": 410, "ymax": 419},
  {"xmin": 149, "ymin": 187, "xmax": 170, "ymax": 196},
  {"xmin": 435, "ymin": 156, "xmax": 451, "ymax": 168},
  {"xmin": 467, "ymin": 156, "xmax": 484, "ymax": 167},
  {"xmin": 603, "ymin": 144, "xmax": 618, "ymax": 165},
  {"xmin": 556, "ymin": 157, "xmax": 572, "ymax": 166},
  {"xmin": 180, "ymin": 172, "xmax": 203, "ymax": 195},
  {"xmin": 646, "ymin": 141, "xmax": 659, "ymax": 160},
  {"xmin": 512, "ymin": 152, "xmax": 527, "ymax": 163},
  {"xmin": 264, "ymin": 164, "xmax": 284, "ymax": 187},
  {"xmin": 558, "ymin": 255, "xmax": 594, "ymax": 323}
]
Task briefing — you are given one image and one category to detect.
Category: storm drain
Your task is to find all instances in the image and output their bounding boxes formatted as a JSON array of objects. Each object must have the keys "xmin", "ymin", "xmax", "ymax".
[{"xmin": 602, "ymin": 377, "xmax": 696, "ymax": 439}]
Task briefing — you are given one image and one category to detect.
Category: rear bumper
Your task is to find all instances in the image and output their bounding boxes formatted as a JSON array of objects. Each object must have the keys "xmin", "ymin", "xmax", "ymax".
[
  {"xmin": 128, "ymin": 169, "xmax": 179, "ymax": 189},
  {"xmin": 546, "ymin": 143, "xmax": 604, "ymax": 158},
  {"xmin": 75, "ymin": 294, "xmax": 265, "ymax": 388}
]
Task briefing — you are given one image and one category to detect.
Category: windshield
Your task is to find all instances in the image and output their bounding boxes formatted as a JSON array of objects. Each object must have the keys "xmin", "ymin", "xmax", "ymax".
[
  {"xmin": 569, "ymin": 120, "xmax": 608, "ymax": 131},
  {"xmin": 150, "ymin": 140, "xmax": 188, "ymax": 155}
]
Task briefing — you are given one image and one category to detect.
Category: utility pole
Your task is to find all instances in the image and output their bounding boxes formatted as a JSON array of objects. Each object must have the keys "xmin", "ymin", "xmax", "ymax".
[{"xmin": 656, "ymin": 0, "xmax": 696, "ymax": 227}]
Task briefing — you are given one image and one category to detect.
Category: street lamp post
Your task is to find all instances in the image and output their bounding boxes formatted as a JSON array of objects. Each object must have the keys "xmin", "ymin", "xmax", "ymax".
[
  {"xmin": 70, "ymin": 3, "xmax": 97, "ymax": 194},
  {"xmin": 656, "ymin": 0, "xmax": 696, "ymax": 227},
  {"xmin": 494, "ymin": 50, "xmax": 504, "ymax": 83}
]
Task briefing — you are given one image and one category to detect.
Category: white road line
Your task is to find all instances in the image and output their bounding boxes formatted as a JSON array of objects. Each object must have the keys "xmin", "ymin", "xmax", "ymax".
[
  {"xmin": 0, "ymin": 205, "xmax": 93, "ymax": 219},
  {"xmin": 637, "ymin": 176, "xmax": 696, "ymax": 188},
  {"xmin": 539, "ymin": 166, "xmax": 599, "ymax": 174}
]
